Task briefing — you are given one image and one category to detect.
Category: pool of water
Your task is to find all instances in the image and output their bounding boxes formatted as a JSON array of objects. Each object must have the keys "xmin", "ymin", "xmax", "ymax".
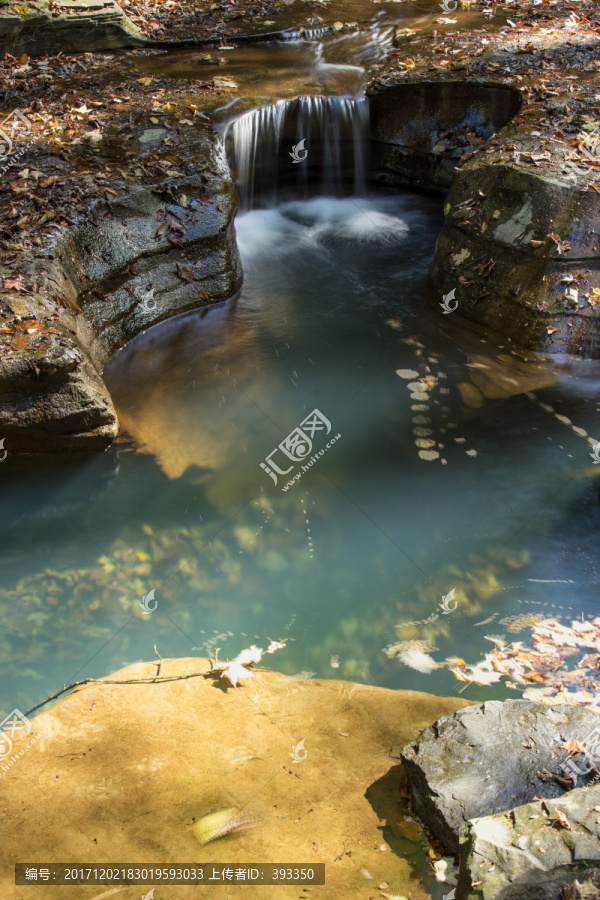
[{"xmin": 2, "ymin": 191, "xmax": 600, "ymax": 719}]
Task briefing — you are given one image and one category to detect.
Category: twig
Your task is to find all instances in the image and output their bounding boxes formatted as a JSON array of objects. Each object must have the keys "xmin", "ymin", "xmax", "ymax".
[
  {"xmin": 153, "ymin": 644, "xmax": 163, "ymax": 679},
  {"xmin": 24, "ymin": 669, "xmax": 211, "ymax": 718}
]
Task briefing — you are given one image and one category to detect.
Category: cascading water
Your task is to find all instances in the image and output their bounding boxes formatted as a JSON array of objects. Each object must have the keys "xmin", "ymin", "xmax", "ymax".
[{"xmin": 224, "ymin": 95, "xmax": 370, "ymax": 209}]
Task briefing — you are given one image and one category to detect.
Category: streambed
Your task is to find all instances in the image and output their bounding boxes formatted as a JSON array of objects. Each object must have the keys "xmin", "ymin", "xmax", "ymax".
[
  {"xmin": 1, "ymin": 1, "xmax": 599, "ymax": 720},
  {"xmin": 1, "ymin": 190, "xmax": 600, "ymax": 717}
]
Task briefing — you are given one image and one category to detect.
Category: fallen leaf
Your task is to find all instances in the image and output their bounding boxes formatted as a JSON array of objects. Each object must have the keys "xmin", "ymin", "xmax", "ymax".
[
  {"xmin": 395, "ymin": 818, "xmax": 424, "ymax": 842},
  {"xmin": 562, "ymin": 740, "xmax": 586, "ymax": 755},
  {"xmin": 555, "ymin": 809, "xmax": 572, "ymax": 830},
  {"xmin": 176, "ymin": 263, "xmax": 195, "ymax": 283}
]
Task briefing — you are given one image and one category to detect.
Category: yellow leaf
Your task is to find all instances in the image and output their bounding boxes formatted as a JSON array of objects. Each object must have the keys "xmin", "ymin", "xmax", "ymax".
[{"xmin": 394, "ymin": 818, "xmax": 424, "ymax": 842}]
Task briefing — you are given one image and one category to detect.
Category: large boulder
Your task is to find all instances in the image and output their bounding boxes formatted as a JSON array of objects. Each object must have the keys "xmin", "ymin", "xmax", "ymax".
[
  {"xmin": 0, "ymin": 126, "xmax": 242, "ymax": 452},
  {"xmin": 0, "ymin": 0, "xmax": 147, "ymax": 58},
  {"xmin": 430, "ymin": 155, "xmax": 600, "ymax": 359},
  {"xmin": 457, "ymin": 786, "xmax": 600, "ymax": 900},
  {"xmin": 401, "ymin": 700, "xmax": 600, "ymax": 854}
]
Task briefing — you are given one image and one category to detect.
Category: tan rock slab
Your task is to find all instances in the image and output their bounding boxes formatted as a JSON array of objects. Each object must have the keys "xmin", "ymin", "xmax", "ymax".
[{"xmin": 0, "ymin": 658, "xmax": 470, "ymax": 899}]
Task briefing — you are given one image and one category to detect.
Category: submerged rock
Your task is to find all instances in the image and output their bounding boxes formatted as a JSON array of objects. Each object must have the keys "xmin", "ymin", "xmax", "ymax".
[
  {"xmin": 401, "ymin": 700, "xmax": 600, "ymax": 854},
  {"xmin": 457, "ymin": 786, "xmax": 600, "ymax": 900}
]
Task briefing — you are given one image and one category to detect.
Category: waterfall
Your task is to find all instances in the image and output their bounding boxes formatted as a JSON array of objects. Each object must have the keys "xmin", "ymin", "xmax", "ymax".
[{"xmin": 224, "ymin": 95, "xmax": 370, "ymax": 210}]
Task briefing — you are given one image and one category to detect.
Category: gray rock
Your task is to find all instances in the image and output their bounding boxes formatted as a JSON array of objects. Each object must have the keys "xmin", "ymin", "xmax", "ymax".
[
  {"xmin": 0, "ymin": 299, "xmax": 118, "ymax": 453},
  {"xmin": 401, "ymin": 700, "xmax": 600, "ymax": 854},
  {"xmin": 456, "ymin": 785, "xmax": 600, "ymax": 900},
  {"xmin": 429, "ymin": 154, "xmax": 600, "ymax": 358},
  {"xmin": 0, "ymin": 127, "xmax": 241, "ymax": 453},
  {"xmin": 369, "ymin": 81, "xmax": 522, "ymax": 193},
  {"xmin": 0, "ymin": 0, "xmax": 147, "ymax": 57},
  {"xmin": 369, "ymin": 78, "xmax": 600, "ymax": 358}
]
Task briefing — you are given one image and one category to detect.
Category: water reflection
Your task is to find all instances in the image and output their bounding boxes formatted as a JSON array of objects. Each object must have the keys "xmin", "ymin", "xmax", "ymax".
[{"xmin": 1, "ymin": 194, "xmax": 599, "ymax": 719}]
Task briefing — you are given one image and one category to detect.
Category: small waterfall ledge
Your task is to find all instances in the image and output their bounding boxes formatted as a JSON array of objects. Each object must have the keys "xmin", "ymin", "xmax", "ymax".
[
  {"xmin": 224, "ymin": 95, "xmax": 370, "ymax": 209},
  {"xmin": 221, "ymin": 82, "xmax": 600, "ymax": 360}
]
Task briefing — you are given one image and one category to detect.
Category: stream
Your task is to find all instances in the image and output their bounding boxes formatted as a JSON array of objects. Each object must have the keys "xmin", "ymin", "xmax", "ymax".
[{"xmin": 1, "ymin": 4, "xmax": 600, "ymax": 723}]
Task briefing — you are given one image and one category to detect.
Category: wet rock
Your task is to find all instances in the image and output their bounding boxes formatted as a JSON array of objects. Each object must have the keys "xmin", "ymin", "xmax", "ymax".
[
  {"xmin": 370, "ymin": 5, "xmax": 600, "ymax": 359},
  {"xmin": 457, "ymin": 786, "xmax": 600, "ymax": 900},
  {"xmin": 369, "ymin": 81, "xmax": 522, "ymax": 193},
  {"xmin": 55, "ymin": 164, "xmax": 242, "ymax": 370},
  {"xmin": 429, "ymin": 153, "xmax": 600, "ymax": 358},
  {"xmin": 401, "ymin": 700, "xmax": 600, "ymax": 854},
  {"xmin": 0, "ymin": 0, "xmax": 146, "ymax": 57},
  {"xmin": 0, "ymin": 292, "xmax": 117, "ymax": 453},
  {"xmin": 1, "ymin": 127, "xmax": 241, "ymax": 452}
]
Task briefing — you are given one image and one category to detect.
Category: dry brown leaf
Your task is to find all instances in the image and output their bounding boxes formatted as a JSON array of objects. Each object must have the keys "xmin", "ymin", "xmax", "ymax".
[{"xmin": 562, "ymin": 740, "xmax": 586, "ymax": 755}]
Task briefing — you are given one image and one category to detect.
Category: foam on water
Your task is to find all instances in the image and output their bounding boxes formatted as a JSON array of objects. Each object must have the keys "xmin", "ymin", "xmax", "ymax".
[{"xmin": 236, "ymin": 197, "xmax": 411, "ymax": 268}]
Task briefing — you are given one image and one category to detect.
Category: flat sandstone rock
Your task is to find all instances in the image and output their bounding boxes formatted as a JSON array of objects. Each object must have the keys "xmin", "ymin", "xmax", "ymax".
[{"xmin": 0, "ymin": 658, "xmax": 470, "ymax": 899}]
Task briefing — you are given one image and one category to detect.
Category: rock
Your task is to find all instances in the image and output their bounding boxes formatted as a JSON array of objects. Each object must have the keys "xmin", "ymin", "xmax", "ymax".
[
  {"xmin": 457, "ymin": 786, "xmax": 600, "ymax": 900},
  {"xmin": 0, "ymin": 292, "xmax": 117, "ymax": 453},
  {"xmin": 56, "ymin": 164, "xmax": 242, "ymax": 371},
  {"xmin": 0, "ymin": 659, "xmax": 471, "ymax": 899},
  {"xmin": 401, "ymin": 700, "xmax": 600, "ymax": 854},
  {"xmin": 429, "ymin": 153, "xmax": 600, "ymax": 358},
  {"xmin": 369, "ymin": 10, "xmax": 600, "ymax": 360},
  {"xmin": 0, "ymin": 126, "xmax": 242, "ymax": 452},
  {"xmin": 0, "ymin": 0, "xmax": 147, "ymax": 57},
  {"xmin": 138, "ymin": 127, "xmax": 167, "ymax": 145},
  {"xmin": 369, "ymin": 81, "xmax": 522, "ymax": 193}
]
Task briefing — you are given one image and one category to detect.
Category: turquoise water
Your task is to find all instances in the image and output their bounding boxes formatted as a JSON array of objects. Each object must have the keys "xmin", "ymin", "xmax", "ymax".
[{"xmin": 1, "ymin": 192, "xmax": 600, "ymax": 718}]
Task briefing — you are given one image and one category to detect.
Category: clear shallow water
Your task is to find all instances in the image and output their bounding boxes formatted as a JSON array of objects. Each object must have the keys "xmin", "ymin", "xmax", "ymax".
[
  {"xmin": 131, "ymin": 1, "xmax": 499, "ymax": 113},
  {"xmin": 1, "ymin": 193, "xmax": 600, "ymax": 718}
]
